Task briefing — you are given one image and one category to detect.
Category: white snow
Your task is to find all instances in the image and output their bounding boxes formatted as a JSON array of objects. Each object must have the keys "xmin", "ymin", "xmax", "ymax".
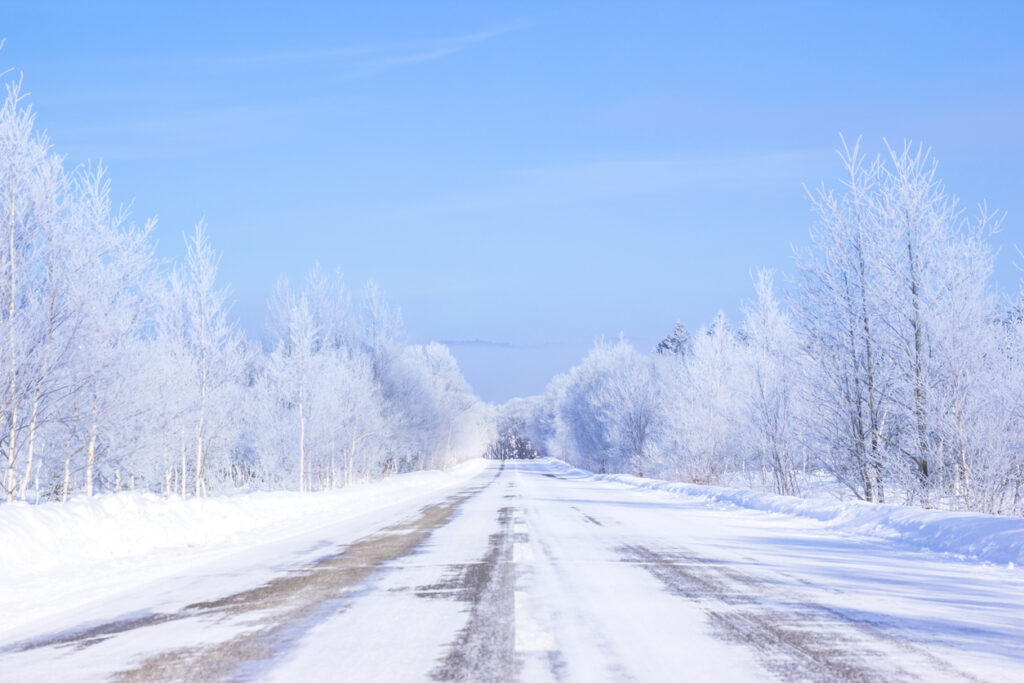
[
  {"xmin": 543, "ymin": 459, "xmax": 1024, "ymax": 566},
  {"xmin": 0, "ymin": 459, "xmax": 487, "ymax": 581},
  {"xmin": 0, "ymin": 459, "xmax": 488, "ymax": 641},
  {"xmin": 2, "ymin": 458, "xmax": 1022, "ymax": 681}
]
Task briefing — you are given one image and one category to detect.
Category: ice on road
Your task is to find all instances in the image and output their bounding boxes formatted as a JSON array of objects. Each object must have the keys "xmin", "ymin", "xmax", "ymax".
[{"xmin": 2, "ymin": 459, "xmax": 1022, "ymax": 681}]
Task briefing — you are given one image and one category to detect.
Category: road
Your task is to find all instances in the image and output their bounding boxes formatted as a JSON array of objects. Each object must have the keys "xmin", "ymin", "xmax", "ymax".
[{"xmin": 2, "ymin": 459, "xmax": 1022, "ymax": 681}]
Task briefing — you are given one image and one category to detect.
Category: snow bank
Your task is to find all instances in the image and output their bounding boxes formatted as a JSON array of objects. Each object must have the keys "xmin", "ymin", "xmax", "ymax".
[
  {"xmin": 546, "ymin": 460, "xmax": 1024, "ymax": 566},
  {"xmin": 0, "ymin": 459, "xmax": 488, "ymax": 581}
]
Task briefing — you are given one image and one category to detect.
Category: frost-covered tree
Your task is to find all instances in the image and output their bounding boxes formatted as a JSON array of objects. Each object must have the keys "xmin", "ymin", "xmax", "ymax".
[
  {"xmin": 252, "ymin": 270, "xmax": 490, "ymax": 490},
  {"xmin": 541, "ymin": 339, "xmax": 671, "ymax": 477},
  {"xmin": 266, "ymin": 278, "xmax": 318, "ymax": 492},
  {"xmin": 260, "ymin": 269, "xmax": 384, "ymax": 490},
  {"xmin": 679, "ymin": 312, "xmax": 748, "ymax": 484},
  {"xmin": 0, "ymin": 83, "xmax": 156, "ymax": 500},
  {"xmin": 796, "ymin": 139, "xmax": 1012, "ymax": 510},
  {"xmin": 0, "ymin": 80, "xmax": 66, "ymax": 500},
  {"xmin": 65, "ymin": 166, "xmax": 154, "ymax": 496},
  {"xmin": 794, "ymin": 141, "xmax": 896, "ymax": 502},
  {"xmin": 740, "ymin": 270, "xmax": 805, "ymax": 495},
  {"xmin": 176, "ymin": 223, "xmax": 246, "ymax": 496},
  {"xmin": 655, "ymin": 321, "xmax": 690, "ymax": 358},
  {"xmin": 516, "ymin": 138, "xmax": 1021, "ymax": 517},
  {"xmin": 0, "ymin": 68, "xmax": 494, "ymax": 504}
]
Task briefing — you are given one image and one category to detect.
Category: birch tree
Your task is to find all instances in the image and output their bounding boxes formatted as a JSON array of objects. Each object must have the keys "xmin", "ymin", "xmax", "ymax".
[
  {"xmin": 179, "ymin": 223, "xmax": 242, "ymax": 496},
  {"xmin": 741, "ymin": 270, "xmax": 804, "ymax": 495},
  {"xmin": 795, "ymin": 140, "xmax": 895, "ymax": 501},
  {"xmin": 0, "ymin": 80, "xmax": 65, "ymax": 500}
]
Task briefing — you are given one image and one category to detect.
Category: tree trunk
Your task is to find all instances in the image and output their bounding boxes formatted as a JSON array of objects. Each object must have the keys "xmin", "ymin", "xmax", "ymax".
[
  {"xmin": 195, "ymin": 276, "xmax": 209, "ymax": 498},
  {"xmin": 19, "ymin": 390, "xmax": 41, "ymax": 500},
  {"xmin": 180, "ymin": 425, "xmax": 187, "ymax": 497},
  {"xmin": 298, "ymin": 392, "xmax": 306, "ymax": 493},
  {"xmin": 6, "ymin": 181, "xmax": 18, "ymax": 502},
  {"xmin": 62, "ymin": 429, "xmax": 73, "ymax": 502},
  {"xmin": 5, "ymin": 442, "xmax": 16, "ymax": 502},
  {"xmin": 907, "ymin": 230, "xmax": 930, "ymax": 500},
  {"xmin": 195, "ymin": 419, "xmax": 205, "ymax": 497},
  {"xmin": 85, "ymin": 424, "xmax": 98, "ymax": 496}
]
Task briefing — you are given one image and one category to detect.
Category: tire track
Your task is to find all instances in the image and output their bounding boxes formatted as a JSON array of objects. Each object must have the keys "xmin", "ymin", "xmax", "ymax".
[
  {"xmin": 618, "ymin": 544, "xmax": 978, "ymax": 682},
  {"xmin": 429, "ymin": 503, "xmax": 516, "ymax": 682},
  {"xmin": 2, "ymin": 469, "xmax": 501, "ymax": 682}
]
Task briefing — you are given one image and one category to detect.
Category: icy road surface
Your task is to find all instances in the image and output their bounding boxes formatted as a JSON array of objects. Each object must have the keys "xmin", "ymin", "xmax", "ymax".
[{"xmin": 2, "ymin": 459, "xmax": 1022, "ymax": 682}]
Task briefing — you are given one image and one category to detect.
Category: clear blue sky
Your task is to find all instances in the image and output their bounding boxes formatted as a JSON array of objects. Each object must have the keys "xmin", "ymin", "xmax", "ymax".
[{"xmin": 3, "ymin": 1, "xmax": 1022, "ymax": 402}]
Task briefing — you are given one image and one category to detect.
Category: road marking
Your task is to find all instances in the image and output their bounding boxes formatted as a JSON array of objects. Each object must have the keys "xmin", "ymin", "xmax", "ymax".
[
  {"xmin": 511, "ymin": 504, "xmax": 553, "ymax": 654},
  {"xmin": 513, "ymin": 542, "xmax": 535, "ymax": 563},
  {"xmin": 514, "ymin": 590, "xmax": 556, "ymax": 653}
]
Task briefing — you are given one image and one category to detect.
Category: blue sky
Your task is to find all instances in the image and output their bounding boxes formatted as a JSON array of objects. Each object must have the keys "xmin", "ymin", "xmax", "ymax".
[{"xmin": 2, "ymin": 1, "xmax": 1022, "ymax": 402}]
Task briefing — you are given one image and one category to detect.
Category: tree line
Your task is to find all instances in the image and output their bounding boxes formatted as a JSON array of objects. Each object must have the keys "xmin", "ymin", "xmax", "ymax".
[
  {"xmin": 513, "ymin": 140, "xmax": 1024, "ymax": 516},
  {"xmin": 0, "ymin": 79, "xmax": 494, "ymax": 502},
  {"xmin": 484, "ymin": 415, "xmax": 539, "ymax": 460}
]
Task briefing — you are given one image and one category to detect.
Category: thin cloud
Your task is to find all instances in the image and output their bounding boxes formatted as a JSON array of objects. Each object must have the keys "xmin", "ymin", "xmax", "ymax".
[
  {"xmin": 30, "ymin": 23, "xmax": 529, "ymax": 158},
  {"xmin": 362, "ymin": 27, "xmax": 518, "ymax": 68},
  {"xmin": 124, "ymin": 24, "xmax": 525, "ymax": 73}
]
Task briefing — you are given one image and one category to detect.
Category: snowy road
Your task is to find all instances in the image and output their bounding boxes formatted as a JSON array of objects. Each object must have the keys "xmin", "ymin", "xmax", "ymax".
[{"xmin": 2, "ymin": 459, "xmax": 1023, "ymax": 681}]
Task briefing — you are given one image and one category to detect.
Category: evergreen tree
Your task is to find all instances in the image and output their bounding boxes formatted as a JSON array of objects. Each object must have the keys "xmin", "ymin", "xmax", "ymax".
[{"xmin": 655, "ymin": 321, "xmax": 690, "ymax": 358}]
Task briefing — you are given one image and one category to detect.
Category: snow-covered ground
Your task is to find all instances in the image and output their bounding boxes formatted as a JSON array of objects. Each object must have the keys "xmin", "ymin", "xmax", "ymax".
[
  {"xmin": 0, "ymin": 459, "xmax": 488, "ymax": 643},
  {"xmin": 548, "ymin": 460, "xmax": 1024, "ymax": 567},
  {"xmin": 1, "ymin": 458, "xmax": 1022, "ymax": 681}
]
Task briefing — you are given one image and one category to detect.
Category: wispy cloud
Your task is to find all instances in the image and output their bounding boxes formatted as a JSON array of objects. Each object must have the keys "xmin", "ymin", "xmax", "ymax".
[
  {"xmin": 129, "ymin": 24, "xmax": 525, "ymax": 75},
  {"xmin": 45, "ymin": 24, "xmax": 525, "ymax": 159},
  {"xmin": 268, "ymin": 26, "xmax": 519, "ymax": 68},
  {"xmin": 331, "ymin": 26, "xmax": 524, "ymax": 80}
]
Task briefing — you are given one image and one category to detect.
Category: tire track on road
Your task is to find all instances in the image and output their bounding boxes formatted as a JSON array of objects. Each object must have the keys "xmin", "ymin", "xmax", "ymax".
[
  {"xmin": 618, "ymin": 543, "xmax": 980, "ymax": 682},
  {"xmin": 3, "ymin": 466, "xmax": 503, "ymax": 682},
  {"xmin": 429, "ymin": 502, "xmax": 516, "ymax": 682}
]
